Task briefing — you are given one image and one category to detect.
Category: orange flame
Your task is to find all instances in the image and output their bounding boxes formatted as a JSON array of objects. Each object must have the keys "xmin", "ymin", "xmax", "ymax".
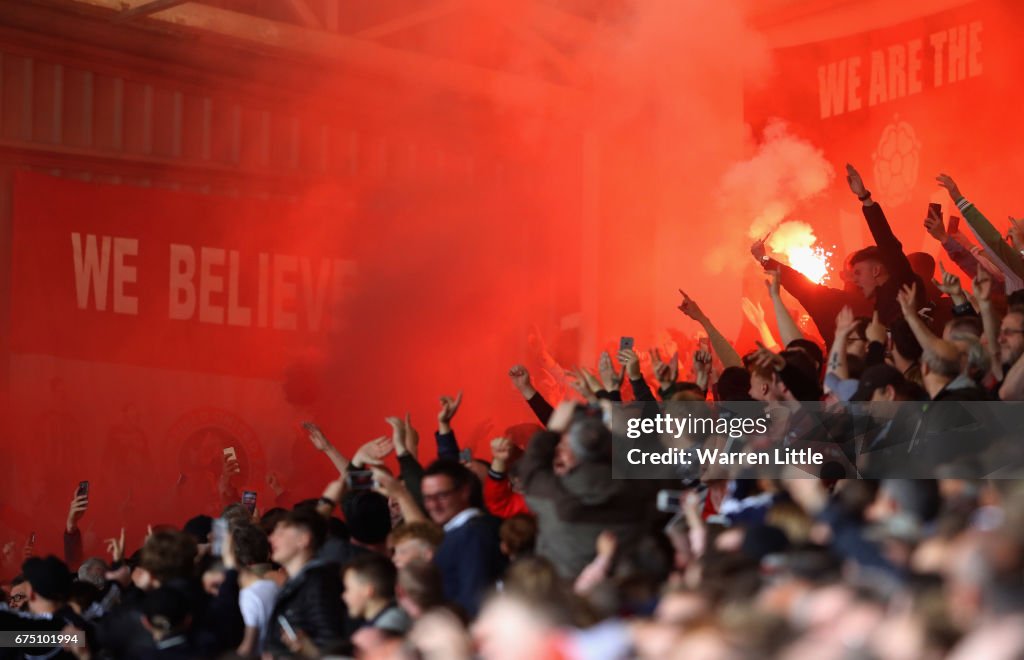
[{"xmin": 767, "ymin": 221, "xmax": 832, "ymax": 284}]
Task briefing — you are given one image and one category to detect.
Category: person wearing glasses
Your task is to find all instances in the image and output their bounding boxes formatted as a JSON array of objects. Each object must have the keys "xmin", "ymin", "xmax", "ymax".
[
  {"xmin": 7, "ymin": 574, "xmax": 29, "ymax": 611},
  {"xmin": 420, "ymin": 461, "xmax": 504, "ymax": 618}
]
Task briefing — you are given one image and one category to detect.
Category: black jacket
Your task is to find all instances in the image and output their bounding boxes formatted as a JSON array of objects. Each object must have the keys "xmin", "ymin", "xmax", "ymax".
[
  {"xmin": 265, "ymin": 559, "xmax": 348, "ymax": 657},
  {"xmin": 95, "ymin": 573, "xmax": 242, "ymax": 660},
  {"xmin": 862, "ymin": 203, "xmax": 925, "ymax": 326}
]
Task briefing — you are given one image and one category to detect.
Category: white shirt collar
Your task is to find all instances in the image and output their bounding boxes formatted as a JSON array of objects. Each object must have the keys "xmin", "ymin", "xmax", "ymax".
[{"xmin": 444, "ymin": 507, "xmax": 482, "ymax": 532}]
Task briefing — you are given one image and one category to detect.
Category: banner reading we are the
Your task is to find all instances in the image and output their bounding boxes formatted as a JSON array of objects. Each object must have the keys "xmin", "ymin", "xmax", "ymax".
[
  {"xmin": 745, "ymin": 0, "xmax": 1024, "ymax": 242},
  {"xmin": 9, "ymin": 172, "xmax": 357, "ymax": 378}
]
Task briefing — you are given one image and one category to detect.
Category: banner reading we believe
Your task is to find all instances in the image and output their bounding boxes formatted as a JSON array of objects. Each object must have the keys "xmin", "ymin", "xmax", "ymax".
[{"xmin": 10, "ymin": 172, "xmax": 356, "ymax": 378}]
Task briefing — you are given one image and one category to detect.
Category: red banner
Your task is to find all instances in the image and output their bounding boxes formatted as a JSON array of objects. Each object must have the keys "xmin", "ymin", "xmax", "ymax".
[
  {"xmin": 745, "ymin": 0, "xmax": 1024, "ymax": 253},
  {"xmin": 10, "ymin": 172, "xmax": 356, "ymax": 378}
]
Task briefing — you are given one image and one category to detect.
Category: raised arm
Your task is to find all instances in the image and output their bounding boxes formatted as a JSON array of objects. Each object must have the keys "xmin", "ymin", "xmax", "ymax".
[
  {"xmin": 692, "ymin": 349, "xmax": 712, "ymax": 395},
  {"xmin": 938, "ymin": 173, "xmax": 1024, "ymax": 281},
  {"xmin": 896, "ymin": 283, "xmax": 959, "ymax": 363},
  {"xmin": 827, "ymin": 306, "xmax": 857, "ymax": 380},
  {"xmin": 485, "ymin": 437, "xmax": 530, "ymax": 518},
  {"xmin": 648, "ymin": 348, "xmax": 679, "ymax": 398},
  {"xmin": 617, "ymin": 348, "xmax": 657, "ymax": 401},
  {"xmin": 677, "ymin": 289, "xmax": 742, "ymax": 368},
  {"xmin": 389, "ymin": 415, "xmax": 425, "ymax": 502},
  {"xmin": 751, "ymin": 236, "xmax": 848, "ymax": 342},
  {"xmin": 847, "ymin": 164, "xmax": 916, "ymax": 287},
  {"xmin": 435, "ymin": 392, "xmax": 462, "ymax": 461},
  {"xmin": 925, "ymin": 209, "xmax": 982, "ymax": 280},
  {"xmin": 972, "ymin": 269, "xmax": 1004, "ymax": 381},
  {"xmin": 304, "ymin": 423, "xmax": 350, "ymax": 475},
  {"xmin": 508, "ymin": 365, "xmax": 554, "ymax": 425},
  {"xmin": 64, "ymin": 490, "xmax": 88, "ymax": 569},
  {"xmin": 742, "ymin": 297, "xmax": 780, "ymax": 351},
  {"xmin": 372, "ymin": 467, "xmax": 427, "ymax": 524},
  {"xmin": 766, "ymin": 269, "xmax": 804, "ymax": 345},
  {"xmin": 933, "ymin": 261, "xmax": 973, "ymax": 314}
]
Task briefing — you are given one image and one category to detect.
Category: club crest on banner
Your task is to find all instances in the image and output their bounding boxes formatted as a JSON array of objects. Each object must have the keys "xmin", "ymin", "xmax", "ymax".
[
  {"xmin": 872, "ymin": 116, "xmax": 921, "ymax": 208},
  {"xmin": 169, "ymin": 407, "xmax": 266, "ymax": 486}
]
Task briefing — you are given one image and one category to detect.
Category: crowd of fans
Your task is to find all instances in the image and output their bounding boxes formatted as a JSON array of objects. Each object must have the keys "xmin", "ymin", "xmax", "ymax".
[{"xmin": 4, "ymin": 166, "xmax": 1024, "ymax": 659}]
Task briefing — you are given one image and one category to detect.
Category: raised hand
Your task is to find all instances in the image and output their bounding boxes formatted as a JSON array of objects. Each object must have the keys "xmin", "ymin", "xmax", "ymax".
[
  {"xmin": 845, "ymin": 164, "xmax": 868, "ymax": 198},
  {"xmin": 924, "ymin": 208, "xmax": 947, "ymax": 241},
  {"xmin": 650, "ymin": 348, "xmax": 679, "ymax": 390},
  {"xmin": 598, "ymin": 351, "xmax": 625, "ymax": 392},
  {"xmin": 616, "ymin": 348, "xmax": 642, "ymax": 381},
  {"xmin": 105, "ymin": 527, "xmax": 125, "ymax": 564},
  {"xmin": 490, "ymin": 437, "xmax": 513, "ymax": 474},
  {"xmin": 897, "ymin": 282, "xmax": 918, "ymax": 316},
  {"xmin": 370, "ymin": 467, "xmax": 401, "ymax": 498},
  {"xmin": 303, "ymin": 422, "xmax": 331, "ymax": 452},
  {"xmin": 385, "ymin": 416, "xmax": 408, "ymax": 456},
  {"xmin": 741, "ymin": 297, "xmax": 767, "ymax": 327},
  {"xmin": 266, "ymin": 472, "xmax": 284, "ymax": 496},
  {"xmin": 934, "ymin": 262, "xmax": 965, "ymax": 299},
  {"xmin": 404, "ymin": 413, "xmax": 420, "ymax": 459},
  {"xmin": 972, "ymin": 268, "xmax": 993, "ymax": 303},
  {"xmin": 936, "ymin": 173, "xmax": 964, "ymax": 203},
  {"xmin": 437, "ymin": 392, "xmax": 463, "ymax": 434},
  {"xmin": 835, "ymin": 305, "xmax": 858, "ymax": 338},
  {"xmin": 221, "ymin": 454, "xmax": 241, "ymax": 480},
  {"xmin": 750, "ymin": 233, "xmax": 771, "ymax": 262},
  {"xmin": 865, "ymin": 311, "xmax": 886, "ymax": 345},
  {"xmin": 677, "ymin": 289, "xmax": 706, "ymax": 322},
  {"xmin": 507, "ymin": 365, "xmax": 536, "ymax": 398},
  {"xmin": 692, "ymin": 349, "xmax": 712, "ymax": 376},
  {"xmin": 352, "ymin": 436, "xmax": 394, "ymax": 468},
  {"xmin": 567, "ymin": 366, "xmax": 599, "ymax": 403},
  {"xmin": 66, "ymin": 492, "xmax": 89, "ymax": 534}
]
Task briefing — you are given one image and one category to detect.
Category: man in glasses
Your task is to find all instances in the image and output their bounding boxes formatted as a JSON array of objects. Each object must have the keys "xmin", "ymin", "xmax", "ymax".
[
  {"xmin": 998, "ymin": 308, "xmax": 1024, "ymax": 374},
  {"xmin": 421, "ymin": 461, "xmax": 504, "ymax": 618},
  {"xmin": 7, "ymin": 574, "xmax": 29, "ymax": 611}
]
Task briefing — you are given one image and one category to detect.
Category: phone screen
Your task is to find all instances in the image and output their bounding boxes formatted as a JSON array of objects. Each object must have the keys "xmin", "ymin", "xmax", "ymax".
[
  {"xmin": 242, "ymin": 491, "xmax": 257, "ymax": 514},
  {"xmin": 928, "ymin": 202, "xmax": 942, "ymax": 221},
  {"xmin": 211, "ymin": 518, "xmax": 228, "ymax": 556},
  {"xmin": 619, "ymin": 336, "xmax": 635, "ymax": 352},
  {"xmin": 460, "ymin": 448, "xmax": 472, "ymax": 462},
  {"xmin": 76, "ymin": 480, "xmax": 90, "ymax": 498},
  {"xmin": 948, "ymin": 215, "xmax": 960, "ymax": 234},
  {"xmin": 346, "ymin": 469, "xmax": 375, "ymax": 491}
]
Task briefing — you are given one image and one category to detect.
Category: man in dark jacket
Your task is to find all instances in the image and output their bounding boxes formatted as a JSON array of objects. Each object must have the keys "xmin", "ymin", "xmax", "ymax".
[
  {"xmin": 519, "ymin": 410, "xmax": 660, "ymax": 580},
  {"xmin": 845, "ymin": 164, "xmax": 925, "ymax": 325},
  {"xmin": 752, "ymin": 242, "xmax": 871, "ymax": 344},
  {"xmin": 265, "ymin": 509, "xmax": 347, "ymax": 657},
  {"xmin": 421, "ymin": 461, "xmax": 504, "ymax": 618}
]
